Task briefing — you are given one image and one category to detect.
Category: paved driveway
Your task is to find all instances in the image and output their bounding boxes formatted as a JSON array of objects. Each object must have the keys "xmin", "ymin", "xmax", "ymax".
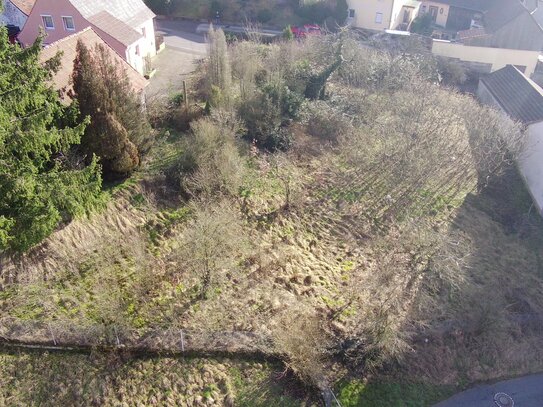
[
  {"xmin": 155, "ymin": 19, "xmax": 207, "ymax": 56},
  {"xmin": 146, "ymin": 20, "xmax": 207, "ymax": 98},
  {"xmin": 434, "ymin": 374, "xmax": 543, "ymax": 407}
]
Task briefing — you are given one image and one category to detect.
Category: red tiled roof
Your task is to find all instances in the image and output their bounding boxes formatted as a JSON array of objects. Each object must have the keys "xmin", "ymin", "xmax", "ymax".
[
  {"xmin": 9, "ymin": 0, "xmax": 36, "ymax": 15},
  {"xmin": 39, "ymin": 27, "xmax": 148, "ymax": 104},
  {"xmin": 456, "ymin": 28, "xmax": 488, "ymax": 41}
]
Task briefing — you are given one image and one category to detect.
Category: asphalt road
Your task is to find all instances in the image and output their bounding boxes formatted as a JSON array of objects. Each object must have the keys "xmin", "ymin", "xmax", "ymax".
[
  {"xmin": 434, "ymin": 373, "xmax": 543, "ymax": 407},
  {"xmin": 146, "ymin": 20, "xmax": 207, "ymax": 97},
  {"xmin": 155, "ymin": 19, "xmax": 207, "ymax": 56}
]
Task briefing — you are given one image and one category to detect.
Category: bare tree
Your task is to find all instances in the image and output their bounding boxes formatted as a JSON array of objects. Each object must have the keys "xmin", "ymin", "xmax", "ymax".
[
  {"xmin": 182, "ymin": 118, "xmax": 246, "ymax": 199},
  {"xmin": 207, "ymin": 26, "xmax": 232, "ymax": 100},
  {"xmin": 174, "ymin": 201, "xmax": 249, "ymax": 299}
]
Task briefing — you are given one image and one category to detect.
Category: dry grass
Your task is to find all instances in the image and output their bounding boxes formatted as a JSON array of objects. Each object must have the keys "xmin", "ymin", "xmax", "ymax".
[
  {"xmin": 0, "ymin": 186, "xmax": 151, "ymax": 286},
  {"xmin": 2, "ymin": 35, "xmax": 543, "ymax": 405},
  {"xmin": 0, "ymin": 351, "xmax": 311, "ymax": 406}
]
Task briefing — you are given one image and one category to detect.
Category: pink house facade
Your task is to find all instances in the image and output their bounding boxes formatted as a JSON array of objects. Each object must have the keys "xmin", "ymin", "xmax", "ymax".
[{"xmin": 18, "ymin": 0, "xmax": 156, "ymax": 75}]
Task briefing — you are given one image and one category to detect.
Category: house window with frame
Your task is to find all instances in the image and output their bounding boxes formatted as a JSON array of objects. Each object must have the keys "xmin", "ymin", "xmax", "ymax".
[
  {"xmin": 348, "ymin": 9, "xmax": 355, "ymax": 18},
  {"xmin": 375, "ymin": 12, "xmax": 383, "ymax": 24},
  {"xmin": 62, "ymin": 16, "xmax": 75, "ymax": 31},
  {"xmin": 135, "ymin": 45, "xmax": 140, "ymax": 56},
  {"xmin": 41, "ymin": 15, "xmax": 54, "ymax": 30},
  {"xmin": 142, "ymin": 27, "xmax": 146, "ymax": 38}
]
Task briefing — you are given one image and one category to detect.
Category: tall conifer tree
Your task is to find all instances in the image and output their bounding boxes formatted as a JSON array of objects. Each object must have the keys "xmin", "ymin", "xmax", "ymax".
[
  {"xmin": 0, "ymin": 28, "xmax": 103, "ymax": 252},
  {"xmin": 71, "ymin": 40, "xmax": 151, "ymax": 177}
]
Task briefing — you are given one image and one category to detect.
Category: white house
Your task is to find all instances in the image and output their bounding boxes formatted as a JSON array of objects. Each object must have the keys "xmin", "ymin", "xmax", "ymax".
[
  {"xmin": 478, "ymin": 65, "xmax": 543, "ymax": 216},
  {"xmin": 17, "ymin": 0, "xmax": 156, "ymax": 75},
  {"xmin": 346, "ymin": 0, "xmax": 421, "ymax": 31}
]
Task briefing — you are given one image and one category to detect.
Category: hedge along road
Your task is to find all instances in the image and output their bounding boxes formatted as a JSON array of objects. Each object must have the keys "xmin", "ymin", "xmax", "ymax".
[{"xmin": 434, "ymin": 373, "xmax": 543, "ymax": 407}]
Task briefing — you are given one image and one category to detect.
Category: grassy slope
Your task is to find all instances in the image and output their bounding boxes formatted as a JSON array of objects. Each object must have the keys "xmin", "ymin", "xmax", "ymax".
[
  {"xmin": 0, "ymin": 350, "xmax": 311, "ymax": 406},
  {"xmin": 3, "ymin": 41, "xmax": 543, "ymax": 407}
]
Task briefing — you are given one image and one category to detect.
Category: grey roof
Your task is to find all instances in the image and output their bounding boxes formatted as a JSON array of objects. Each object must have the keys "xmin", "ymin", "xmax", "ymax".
[
  {"xmin": 481, "ymin": 65, "xmax": 543, "ymax": 125},
  {"xmin": 87, "ymin": 11, "xmax": 142, "ymax": 46},
  {"xmin": 531, "ymin": 4, "xmax": 543, "ymax": 29},
  {"xmin": 523, "ymin": 0, "xmax": 539, "ymax": 13},
  {"xmin": 68, "ymin": 0, "xmax": 155, "ymax": 28},
  {"xmin": 483, "ymin": 0, "xmax": 527, "ymax": 32}
]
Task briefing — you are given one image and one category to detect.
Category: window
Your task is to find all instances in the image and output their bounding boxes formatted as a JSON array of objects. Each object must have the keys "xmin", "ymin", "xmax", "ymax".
[
  {"xmin": 142, "ymin": 27, "xmax": 146, "ymax": 38},
  {"xmin": 135, "ymin": 45, "xmax": 140, "ymax": 56},
  {"xmin": 62, "ymin": 16, "xmax": 75, "ymax": 31},
  {"xmin": 41, "ymin": 15, "xmax": 54, "ymax": 29},
  {"xmin": 375, "ymin": 12, "xmax": 383, "ymax": 24},
  {"xmin": 348, "ymin": 9, "xmax": 355, "ymax": 18}
]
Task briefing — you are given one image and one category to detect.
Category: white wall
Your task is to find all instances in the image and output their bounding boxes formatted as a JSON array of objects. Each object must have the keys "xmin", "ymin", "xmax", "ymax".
[
  {"xmin": 347, "ymin": 0, "xmax": 394, "ymax": 31},
  {"xmin": 478, "ymin": 81, "xmax": 543, "ymax": 216},
  {"xmin": 520, "ymin": 121, "xmax": 543, "ymax": 215},
  {"xmin": 125, "ymin": 18, "xmax": 156, "ymax": 75},
  {"xmin": 347, "ymin": 0, "xmax": 420, "ymax": 30},
  {"xmin": 390, "ymin": 2, "xmax": 420, "ymax": 30},
  {"xmin": 433, "ymin": 40, "xmax": 541, "ymax": 77},
  {"xmin": 0, "ymin": 0, "xmax": 28, "ymax": 28},
  {"xmin": 137, "ymin": 18, "xmax": 156, "ymax": 59}
]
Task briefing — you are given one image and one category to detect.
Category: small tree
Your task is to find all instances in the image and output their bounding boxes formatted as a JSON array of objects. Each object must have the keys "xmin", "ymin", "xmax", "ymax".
[
  {"xmin": 182, "ymin": 117, "xmax": 246, "ymax": 198},
  {"xmin": 283, "ymin": 25, "xmax": 294, "ymax": 41},
  {"xmin": 175, "ymin": 201, "xmax": 248, "ymax": 299},
  {"xmin": 71, "ymin": 40, "xmax": 152, "ymax": 177},
  {"xmin": 410, "ymin": 13, "xmax": 433, "ymax": 36},
  {"xmin": 208, "ymin": 26, "xmax": 232, "ymax": 99}
]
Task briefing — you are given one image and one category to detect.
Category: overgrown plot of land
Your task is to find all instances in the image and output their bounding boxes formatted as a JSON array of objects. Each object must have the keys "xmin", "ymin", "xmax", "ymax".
[{"xmin": 1, "ymin": 30, "xmax": 543, "ymax": 406}]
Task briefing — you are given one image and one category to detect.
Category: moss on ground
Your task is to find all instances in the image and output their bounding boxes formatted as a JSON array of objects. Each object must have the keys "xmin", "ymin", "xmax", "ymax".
[{"xmin": 0, "ymin": 351, "xmax": 312, "ymax": 407}]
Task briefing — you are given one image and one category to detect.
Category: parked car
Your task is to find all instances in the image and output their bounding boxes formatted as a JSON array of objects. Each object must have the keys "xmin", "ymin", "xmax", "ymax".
[{"xmin": 290, "ymin": 24, "xmax": 321, "ymax": 38}]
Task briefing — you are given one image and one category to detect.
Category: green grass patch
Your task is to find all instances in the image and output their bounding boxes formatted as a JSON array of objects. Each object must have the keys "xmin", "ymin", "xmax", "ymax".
[{"xmin": 336, "ymin": 380, "xmax": 455, "ymax": 407}]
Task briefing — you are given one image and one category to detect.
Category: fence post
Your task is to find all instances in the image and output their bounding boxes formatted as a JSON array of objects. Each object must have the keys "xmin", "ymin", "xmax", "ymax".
[
  {"xmin": 183, "ymin": 80, "xmax": 188, "ymax": 109},
  {"xmin": 331, "ymin": 389, "xmax": 343, "ymax": 407},
  {"xmin": 114, "ymin": 326, "xmax": 120, "ymax": 347},
  {"xmin": 48, "ymin": 323, "xmax": 57, "ymax": 346},
  {"xmin": 180, "ymin": 330, "xmax": 185, "ymax": 352}
]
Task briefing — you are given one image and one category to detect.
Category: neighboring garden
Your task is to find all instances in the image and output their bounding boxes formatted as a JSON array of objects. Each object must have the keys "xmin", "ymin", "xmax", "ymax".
[{"xmin": 2, "ymin": 24, "xmax": 543, "ymax": 406}]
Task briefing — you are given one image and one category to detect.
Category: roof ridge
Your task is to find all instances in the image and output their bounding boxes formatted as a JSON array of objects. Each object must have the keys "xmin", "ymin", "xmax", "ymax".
[
  {"xmin": 42, "ymin": 26, "xmax": 147, "ymax": 82},
  {"xmin": 43, "ymin": 26, "xmax": 93, "ymax": 49},
  {"xmin": 89, "ymin": 10, "xmax": 142, "ymax": 36}
]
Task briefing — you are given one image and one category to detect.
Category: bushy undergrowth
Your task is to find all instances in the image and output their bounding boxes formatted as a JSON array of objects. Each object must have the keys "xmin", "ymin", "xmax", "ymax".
[{"xmin": 2, "ymin": 29, "xmax": 542, "ymax": 407}]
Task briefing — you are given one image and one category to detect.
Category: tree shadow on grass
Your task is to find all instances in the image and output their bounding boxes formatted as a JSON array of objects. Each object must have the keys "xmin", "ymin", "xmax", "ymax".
[{"xmin": 407, "ymin": 166, "xmax": 543, "ymax": 385}]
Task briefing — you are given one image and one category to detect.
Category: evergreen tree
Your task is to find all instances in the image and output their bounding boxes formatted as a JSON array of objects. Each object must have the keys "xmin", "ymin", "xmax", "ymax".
[
  {"xmin": 208, "ymin": 26, "xmax": 231, "ymax": 93},
  {"xmin": 71, "ymin": 40, "xmax": 151, "ymax": 177},
  {"xmin": 0, "ymin": 28, "xmax": 103, "ymax": 252}
]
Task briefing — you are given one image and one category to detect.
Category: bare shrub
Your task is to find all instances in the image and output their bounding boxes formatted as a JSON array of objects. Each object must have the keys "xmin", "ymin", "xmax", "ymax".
[
  {"xmin": 339, "ymin": 36, "xmax": 437, "ymax": 91},
  {"xmin": 437, "ymin": 56, "xmax": 467, "ymax": 86},
  {"xmin": 207, "ymin": 27, "xmax": 232, "ymax": 98},
  {"xmin": 173, "ymin": 200, "xmax": 249, "ymax": 299},
  {"xmin": 231, "ymin": 41, "xmax": 262, "ymax": 100},
  {"xmin": 302, "ymin": 100, "xmax": 353, "ymax": 142},
  {"xmin": 270, "ymin": 308, "xmax": 332, "ymax": 387},
  {"xmin": 270, "ymin": 153, "xmax": 304, "ymax": 210},
  {"xmin": 182, "ymin": 118, "xmax": 246, "ymax": 199}
]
